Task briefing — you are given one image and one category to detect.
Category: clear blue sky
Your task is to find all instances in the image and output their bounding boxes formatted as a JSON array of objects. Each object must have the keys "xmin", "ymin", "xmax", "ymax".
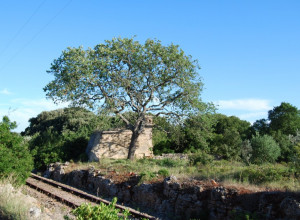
[{"xmin": 0, "ymin": 0, "xmax": 299, "ymax": 132}]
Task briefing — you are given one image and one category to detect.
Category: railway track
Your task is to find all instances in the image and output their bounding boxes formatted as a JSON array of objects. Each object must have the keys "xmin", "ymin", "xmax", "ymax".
[{"xmin": 26, "ymin": 173, "xmax": 156, "ymax": 219}]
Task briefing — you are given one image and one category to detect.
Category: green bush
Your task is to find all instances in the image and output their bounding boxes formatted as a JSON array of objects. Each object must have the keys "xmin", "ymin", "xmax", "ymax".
[
  {"xmin": 139, "ymin": 171, "xmax": 156, "ymax": 183},
  {"xmin": 0, "ymin": 116, "xmax": 33, "ymax": 185},
  {"xmin": 158, "ymin": 168, "xmax": 169, "ymax": 177},
  {"xmin": 25, "ymin": 108, "xmax": 102, "ymax": 169},
  {"xmin": 236, "ymin": 165, "xmax": 292, "ymax": 184},
  {"xmin": 189, "ymin": 151, "xmax": 214, "ymax": 165},
  {"xmin": 250, "ymin": 134, "xmax": 281, "ymax": 164},
  {"xmin": 72, "ymin": 197, "xmax": 129, "ymax": 220}
]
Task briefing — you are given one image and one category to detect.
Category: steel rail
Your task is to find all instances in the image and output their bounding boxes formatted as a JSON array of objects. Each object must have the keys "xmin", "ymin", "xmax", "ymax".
[{"xmin": 26, "ymin": 173, "xmax": 156, "ymax": 219}]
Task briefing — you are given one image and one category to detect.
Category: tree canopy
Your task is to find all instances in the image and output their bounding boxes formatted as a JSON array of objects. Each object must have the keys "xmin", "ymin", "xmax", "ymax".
[
  {"xmin": 44, "ymin": 37, "xmax": 209, "ymax": 159},
  {"xmin": 23, "ymin": 107, "xmax": 105, "ymax": 169},
  {"xmin": 268, "ymin": 102, "xmax": 300, "ymax": 136}
]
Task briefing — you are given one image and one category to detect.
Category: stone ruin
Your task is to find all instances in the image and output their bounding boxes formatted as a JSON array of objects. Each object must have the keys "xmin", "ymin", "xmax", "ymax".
[{"xmin": 86, "ymin": 116, "xmax": 153, "ymax": 161}]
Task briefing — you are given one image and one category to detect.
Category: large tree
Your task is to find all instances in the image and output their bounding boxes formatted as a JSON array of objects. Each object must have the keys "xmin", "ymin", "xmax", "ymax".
[
  {"xmin": 268, "ymin": 102, "xmax": 300, "ymax": 136},
  {"xmin": 44, "ymin": 37, "xmax": 208, "ymax": 159}
]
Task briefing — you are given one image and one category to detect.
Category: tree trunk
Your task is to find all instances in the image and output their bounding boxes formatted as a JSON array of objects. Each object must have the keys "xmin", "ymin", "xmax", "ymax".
[{"xmin": 127, "ymin": 130, "xmax": 140, "ymax": 160}]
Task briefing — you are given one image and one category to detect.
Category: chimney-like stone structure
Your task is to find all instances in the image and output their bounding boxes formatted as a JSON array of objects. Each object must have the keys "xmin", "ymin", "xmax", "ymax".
[{"xmin": 86, "ymin": 115, "xmax": 153, "ymax": 161}]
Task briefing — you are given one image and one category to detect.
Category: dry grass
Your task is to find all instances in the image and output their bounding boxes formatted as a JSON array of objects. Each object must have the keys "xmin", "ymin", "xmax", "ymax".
[{"xmin": 0, "ymin": 177, "xmax": 31, "ymax": 220}]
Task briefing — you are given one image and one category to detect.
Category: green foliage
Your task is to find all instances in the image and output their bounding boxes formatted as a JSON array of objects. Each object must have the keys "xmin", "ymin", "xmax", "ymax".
[
  {"xmin": 25, "ymin": 108, "xmax": 102, "ymax": 169},
  {"xmin": 251, "ymin": 102, "xmax": 300, "ymax": 162},
  {"xmin": 72, "ymin": 197, "xmax": 130, "ymax": 220},
  {"xmin": 157, "ymin": 168, "xmax": 169, "ymax": 177},
  {"xmin": 250, "ymin": 134, "xmax": 280, "ymax": 164},
  {"xmin": 251, "ymin": 119, "xmax": 269, "ymax": 136},
  {"xmin": 268, "ymin": 102, "xmax": 300, "ymax": 136},
  {"xmin": 152, "ymin": 116, "xmax": 178, "ymax": 155},
  {"xmin": 240, "ymin": 140, "xmax": 252, "ymax": 165},
  {"xmin": 189, "ymin": 151, "xmax": 214, "ymax": 166},
  {"xmin": 0, "ymin": 116, "xmax": 33, "ymax": 185},
  {"xmin": 236, "ymin": 164, "xmax": 292, "ymax": 184},
  {"xmin": 230, "ymin": 209, "xmax": 260, "ymax": 220},
  {"xmin": 213, "ymin": 114, "xmax": 251, "ymax": 140},
  {"xmin": 139, "ymin": 171, "xmax": 156, "ymax": 183},
  {"xmin": 271, "ymin": 131, "xmax": 295, "ymax": 162},
  {"xmin": 153, "ymin": 113, "xmax": 216, "ymax": 155},
  {"xmin": 23, "ymin": 107, "xmax": 103, "ymax": 136},
  {"xmin": 179, "ymin": 113, "xmax": 216, "ymax": 153},
  {"xmin": 210, "ymin": 114, "xmax": 251, "ymax": 160},
  {"xmin": 44, "ymin": 37, "xmax": 210, "ymax": 159},
  {"xmin": 154, "ymin": 158, "xmax": 185, "ymax": 167}
]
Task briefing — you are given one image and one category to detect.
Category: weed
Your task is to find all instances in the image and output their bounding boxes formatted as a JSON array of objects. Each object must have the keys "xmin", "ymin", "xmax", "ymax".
[
  {"xmin": 158, "ymin": 168, "xmax": 169, "ymax": 177},
  {"xmin": 72, "ymin": 197, "xmax": 130, "ymax": 220}
]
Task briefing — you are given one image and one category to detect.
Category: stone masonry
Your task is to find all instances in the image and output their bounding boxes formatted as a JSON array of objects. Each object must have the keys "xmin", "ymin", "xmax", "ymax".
[{"xmin": 86, "ymin": 116, "xmax": 153, "ymax": 161}]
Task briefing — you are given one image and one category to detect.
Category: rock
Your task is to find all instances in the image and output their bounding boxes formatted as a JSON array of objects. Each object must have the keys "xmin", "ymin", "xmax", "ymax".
[
  {"xmin": 29, "ymin": 207, "xmax": 41, "ymax": 218},
  {"xmin": 163, "ymin": 176, "xmax": 180, "ymax": 204},
  {"xmin": 211, "ymin": 186, "xmax": 227, "ymax": 202},
  {"xmin": 280, "ymin": 197, "xmax": 300, "ymax": 219},
  {"xmin": 132, "ymin": 183, "xmax": 161, "ymax": 210}
]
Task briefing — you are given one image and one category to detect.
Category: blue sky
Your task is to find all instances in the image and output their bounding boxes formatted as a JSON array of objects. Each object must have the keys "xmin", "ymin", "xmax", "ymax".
[{"xmin": 0, "ymin": 0, "xmax": 299, "ymax": 132}]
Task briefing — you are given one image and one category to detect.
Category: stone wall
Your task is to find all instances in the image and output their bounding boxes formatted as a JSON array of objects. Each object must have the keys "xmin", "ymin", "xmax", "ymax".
[
  {"xmin": 44, "ymin": 163, "xmax": 300, "ymax": 220},
  {"xmin": 86, "ymin": 116, "xmax": 153, "ymax": 161}
]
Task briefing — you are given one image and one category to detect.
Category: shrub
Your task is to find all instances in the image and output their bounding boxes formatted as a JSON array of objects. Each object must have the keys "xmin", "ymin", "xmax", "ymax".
[
  {"xmin": 72, "ymin": 197, "xmax": 129, "ymax": 220},
  {"xmin": 189, "ymin": 151, "xmax": 213, "ymax": 165},
  {"xmin": 236, "ymin": 164, "xmax": 291, "ymax": 184},
  {"xmin": 25, "ymin": 108, "xmax": 102, "ymax": 169},
  {"xmin": 158, "ymin": 168, "xmax": 169, "ymax": 177},
  {"xmin": 139, "ymin": 171, "xmax": 156, "ymax": 183},
  {"xmin": 250, "ymin": 134, "xmax": 280, "ymax": 164},
  {"xmin": 0, "ymin": 116, "xmax": 33, "ymax": 185}
]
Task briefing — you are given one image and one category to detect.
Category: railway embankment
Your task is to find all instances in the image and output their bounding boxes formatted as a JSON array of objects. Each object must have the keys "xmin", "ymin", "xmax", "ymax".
[{"xmin": 44, "ymin": 162, "xmax": 300, "ymax": 220}]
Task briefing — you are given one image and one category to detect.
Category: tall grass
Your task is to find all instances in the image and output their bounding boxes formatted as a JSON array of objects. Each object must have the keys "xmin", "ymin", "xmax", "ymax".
[{"xmin": 0, "ymin": 177, "xmax": 31, "ymax": 220}]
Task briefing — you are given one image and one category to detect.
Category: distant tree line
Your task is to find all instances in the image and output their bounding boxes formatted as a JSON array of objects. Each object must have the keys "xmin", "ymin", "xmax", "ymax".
[{"xmin": 11, "ymin": 102, "xmax": 298, "ymax": 170}]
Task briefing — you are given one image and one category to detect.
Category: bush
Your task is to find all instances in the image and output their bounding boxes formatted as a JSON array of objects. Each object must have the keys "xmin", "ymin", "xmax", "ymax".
[
  {"xmin": 158, "ymin": 168, "xmax": 169, "ymax": 177},
  {"xmin": 237, "ymin": 165, "xmax": 292, "ymax": 184},
  {"xmin": 72, "ymin": 197, "xmax": 129, "ymax": 220},
  {"xmin": 250, "ymin": 134, "xmax": 280, "ymax": 164},
  {"xmin": 139, "ymin": 171, "xmax": 156, "ymax": 183},
  {"xmin": 25, "ymin": 108, "xmax": 102, "ymax": 169},
  {"xmin": 0, "ymin": 116, "xmax": 33, "ymax": 185},
  {"xmin": 189, "ymin": 151, "xmax": 214, "ymax": 165}
]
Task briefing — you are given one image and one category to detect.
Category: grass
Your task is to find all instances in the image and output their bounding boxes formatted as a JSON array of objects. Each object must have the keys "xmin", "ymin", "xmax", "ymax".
[
  {"xmin": 0, "ymin": 177, "xmax": 31, "ymax": 220},
  {"xmin": 66, "ymin": 158, "xmax": 300, "ymax": 191}
]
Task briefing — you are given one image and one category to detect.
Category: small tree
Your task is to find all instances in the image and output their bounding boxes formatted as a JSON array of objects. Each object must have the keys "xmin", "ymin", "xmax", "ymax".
[
  {"xmin": 250, "ymin": 134, "xmax": 281, "ymax": 164},
  {"xmin": 44, "ymin": 37, "xmax": 209, "ymax": 159}
]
